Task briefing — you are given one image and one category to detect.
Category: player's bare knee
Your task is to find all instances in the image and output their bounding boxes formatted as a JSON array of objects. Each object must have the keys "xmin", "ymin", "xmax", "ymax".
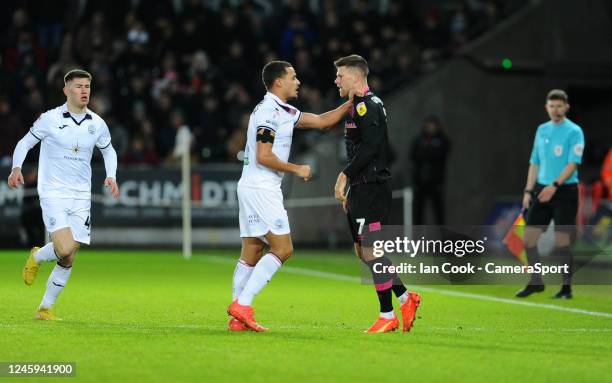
[
  {"xmin": 240, "ymin": 239, "xmax": 265, "ymax": 265},
  {"xmin": 271, "ymin": 245, "xmax": 293, "ymax": 262},
  {"xmin": 58, "ymin": 255, "xmax": 74, "ymax": 268},
  {"xmin": 55, "ymin": 241, "xmax": 79, "ymax": 260}
]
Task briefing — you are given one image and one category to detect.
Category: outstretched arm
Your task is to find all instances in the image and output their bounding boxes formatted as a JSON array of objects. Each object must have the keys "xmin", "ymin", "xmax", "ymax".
[
  {"xmin": 295, "ymin": 100, "xmax": 352, "ymax": 130},
  {"xmin": 7, "ymin": 132, "xmax": 40, "ymax": 188}
]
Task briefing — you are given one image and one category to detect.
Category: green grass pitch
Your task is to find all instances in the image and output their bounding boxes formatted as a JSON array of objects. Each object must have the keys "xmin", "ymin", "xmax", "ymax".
[{"xmin": 1, "ymin": 249, "xmax": 611, "ymax": 382}]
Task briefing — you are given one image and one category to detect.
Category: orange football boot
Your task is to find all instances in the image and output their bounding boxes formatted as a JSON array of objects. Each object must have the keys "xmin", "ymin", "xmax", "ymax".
[
  {"xmin": 227, "ymin": 300, "xmax": 268, "ymax": 332},
  {"xmin": 364, "ymin": 316, "xmax": 399, "ymax": 333},
  {"xmin": 400, "ymin": 292, "xmax": 422, "ymax": 332},
  {"xmin": 228, "ymin": 318, "xmax": 249, "ymax": 332}
]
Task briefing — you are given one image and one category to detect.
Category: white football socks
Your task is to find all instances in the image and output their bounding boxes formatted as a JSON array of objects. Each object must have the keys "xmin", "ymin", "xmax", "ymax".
[
  {"xmin": 398, "ymin": 291, "xmax": 409, "ymax": 305},
  {"xmin": 39, "ymin": 263, "xmax": 72, "ymax": 309},
  {"xmin": 33, "ymin": 242, "xmax": 58, "ymax": 263},
  {"xmin": 379, "ymin": 311, "xmax": 396, "ymax": 319},
  {"xmin": 237, "ymin": 253, "xmax": 282, "ymax": 306},
  {"xmin": 232, "ymin": 260, "xmax": 254, "ymax": 301}
]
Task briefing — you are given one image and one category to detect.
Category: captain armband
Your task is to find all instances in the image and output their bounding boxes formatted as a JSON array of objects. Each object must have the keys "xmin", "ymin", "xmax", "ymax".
[{"xmin": 256, "ymin": 128, "xmax": 275, "ymax": 144}]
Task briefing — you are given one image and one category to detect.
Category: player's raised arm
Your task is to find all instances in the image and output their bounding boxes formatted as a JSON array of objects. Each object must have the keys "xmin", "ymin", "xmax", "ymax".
[
  {"xmin": 295, "ymin": 100, "xmax": 352, "ymax": 130},
  {"xmin": 255, "ymin": 128, "xmax": 311, "ymax": 181}
]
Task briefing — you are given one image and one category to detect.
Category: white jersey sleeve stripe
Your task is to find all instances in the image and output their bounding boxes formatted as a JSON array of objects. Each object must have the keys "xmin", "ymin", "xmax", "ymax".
[{"xmin": 29, "ymin": 129, "xmax": 42, "ymax": 141}]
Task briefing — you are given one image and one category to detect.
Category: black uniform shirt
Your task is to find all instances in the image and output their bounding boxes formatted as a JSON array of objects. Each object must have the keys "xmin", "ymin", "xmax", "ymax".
[{"xmin": 343, "ymin": 90, "xmax": 391, "ymax": 185}]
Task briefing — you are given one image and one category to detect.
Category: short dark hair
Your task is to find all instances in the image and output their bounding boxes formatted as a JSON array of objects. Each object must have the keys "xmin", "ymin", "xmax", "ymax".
[
  {"xmin": 64, "ymin": 69, "xmax": 92, "ymax": 85},
  {"xmin": 262, "ymin": 61, "xmax": 292, "ymax": 90},
  {"xmin": 546, "ymin": 89, "xmax": 568, "ymax": 103},
  {"xmin": 334, "ymin": 54, "xmax": 369, "ymax": 77}
]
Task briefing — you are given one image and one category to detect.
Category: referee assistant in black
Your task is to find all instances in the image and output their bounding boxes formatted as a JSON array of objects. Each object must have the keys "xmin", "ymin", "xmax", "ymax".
[{"xmin": 333, "ymin": 55, "xmax": 421, "ymax": 333}]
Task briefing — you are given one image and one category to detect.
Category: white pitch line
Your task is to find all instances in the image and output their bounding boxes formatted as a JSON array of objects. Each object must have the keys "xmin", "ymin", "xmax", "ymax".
[
  {"xmin": 205, "ymin": 256, "xmax": 612, "ymax": 319},
  {"xmin": 415, "ymin": 288, "xmax": 612, "ymax": 318}
]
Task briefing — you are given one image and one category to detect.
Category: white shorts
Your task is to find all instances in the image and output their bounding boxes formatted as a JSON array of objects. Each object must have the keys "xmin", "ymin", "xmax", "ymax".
[
  {"xmin": 40, "ymin": 198, "xmax": 91, "ymax": 245},
  {"xmin": 238, "ymin": 185, "xmax": 290, "ymax": 240}
]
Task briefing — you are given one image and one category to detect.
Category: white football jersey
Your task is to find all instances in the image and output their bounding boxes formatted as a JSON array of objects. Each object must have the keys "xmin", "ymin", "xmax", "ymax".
[
  {"xmin": 238, "ymin": 92, "xmax": 302, "ymax": 191},
  {"xmin": 29, "ymin": 103, "xmax": 112, "ymax": 199}
]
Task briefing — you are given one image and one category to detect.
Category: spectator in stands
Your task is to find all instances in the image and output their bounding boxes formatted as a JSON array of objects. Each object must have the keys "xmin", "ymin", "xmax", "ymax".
[
  {"xmin": 0, "ymin": 1, "xmax": 521, "ymax": 166},
  {"xmin": 122, "ymin": 134, "xmax": 160, "ymax": 166},
  {"xmin": 0, "ymin": 96, "xmax": 23, "ymax": 166},
  {"xmin": 410, "ymin": 115, "xmax": 451, "ymax": 225}
]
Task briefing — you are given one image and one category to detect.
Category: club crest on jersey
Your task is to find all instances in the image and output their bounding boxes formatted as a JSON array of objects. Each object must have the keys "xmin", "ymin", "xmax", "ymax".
[
  {"xmin": 356, "ymin": 102, "xmax": 367, "ymax": 116},
  {"xmin": 88, "ymin": 125, "xmax": 95, "ymax": 135},
  {"xmin": 49, "ymin": 217, "xmax": 56, "ymax": 227},
  {"xmin": 554, "ymin": 145, "xmax": 563, "ymax": 157}
]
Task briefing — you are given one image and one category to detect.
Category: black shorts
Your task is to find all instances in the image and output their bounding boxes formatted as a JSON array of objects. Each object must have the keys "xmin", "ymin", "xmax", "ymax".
[
  {"xmin": 346, "ymin": 181, "xmax": 391, "ymax": 244},
  {"xmin": 525, "ymin": 183, "xmax": 578, "ymax": 228}
]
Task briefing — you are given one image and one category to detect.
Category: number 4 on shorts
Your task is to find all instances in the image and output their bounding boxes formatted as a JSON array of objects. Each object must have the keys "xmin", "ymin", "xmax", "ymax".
[{"xmin": 84, "ymin": 216, "xmax": 91, "ymax": 229}]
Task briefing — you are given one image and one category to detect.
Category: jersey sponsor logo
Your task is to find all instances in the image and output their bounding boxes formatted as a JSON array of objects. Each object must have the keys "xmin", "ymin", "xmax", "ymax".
[
  {"xmin": 63, "ymin": 142, "xmax": 85, "ymax": 161},
  {"xmin": 345, "ymin": 122, "xmax": 356, "ymax": 129},
  {"xmin": 554, "ymin": 145, "xmax": 563, "ymax": 157},
  {"xmin": 71, "ymin": 143, "xmax": 82, "ymax": 155},
  {"xmin": 573, "ymin": 144, "xmax": 584, "ymax": 156},
  {"xmin": 356, "ymin": 102, "xmax": 367, "ymax": 116}
]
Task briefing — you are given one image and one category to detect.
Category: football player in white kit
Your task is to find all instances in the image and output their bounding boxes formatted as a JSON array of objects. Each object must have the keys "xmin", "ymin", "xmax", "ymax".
[
  {"xmin": 7, "ymin": 69, "xmax": 119, "ymax": 321},
  {"xmin": 227, "ymin": 61, "xmax": 352, "ymax": 332}
]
